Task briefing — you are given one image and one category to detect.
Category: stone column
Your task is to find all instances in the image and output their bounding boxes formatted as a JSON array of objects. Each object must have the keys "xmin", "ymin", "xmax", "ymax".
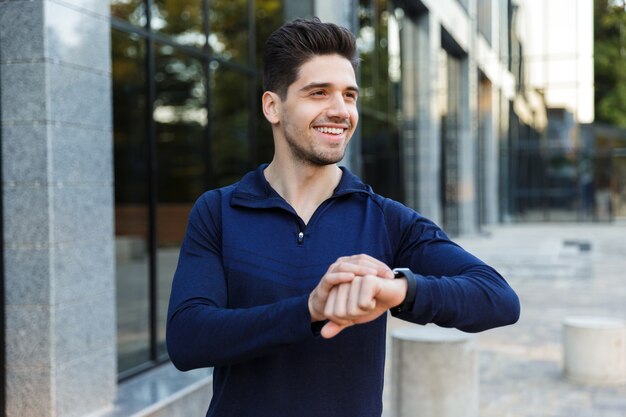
[
  {"xmin": 401, "ymin": 12, "xmax": 442, "ymax": 225},
  {"xmin": 457, "ymin": 0, "xmax": 479, "ymax": 235},
  {"xmin": 1, "ymin": 1, "xmax": 116, "ymax": 416},
  {"xmin": 391, "ymin": 326, "xmax": 478, "ymax": 417}
]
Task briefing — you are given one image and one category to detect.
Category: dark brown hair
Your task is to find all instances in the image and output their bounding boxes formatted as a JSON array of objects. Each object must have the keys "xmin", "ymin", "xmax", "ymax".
[{"xmin": 262, "ymin": 17, "xmax": 359, "ymax": 99}]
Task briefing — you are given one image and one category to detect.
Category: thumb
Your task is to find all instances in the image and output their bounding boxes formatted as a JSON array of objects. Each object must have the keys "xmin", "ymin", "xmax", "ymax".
[{"xmin": 321, "ymin": 320, "xmax": 352, "ymax": 339}]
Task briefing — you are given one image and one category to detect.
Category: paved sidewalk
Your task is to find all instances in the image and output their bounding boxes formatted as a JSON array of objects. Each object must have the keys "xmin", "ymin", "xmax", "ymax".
[{"xmin": 384, "ymin": 223, "xmax": 626, "ymax": 417}]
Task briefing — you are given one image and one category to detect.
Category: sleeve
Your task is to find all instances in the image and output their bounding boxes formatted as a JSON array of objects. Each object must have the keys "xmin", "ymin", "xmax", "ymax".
[
  {"xmin": 166, "ymin": 192, "xmax": 317, "ymax": 371},
  {"xmin": 383, "ymin": 199, "xmax": 520, "ymax": 333}
]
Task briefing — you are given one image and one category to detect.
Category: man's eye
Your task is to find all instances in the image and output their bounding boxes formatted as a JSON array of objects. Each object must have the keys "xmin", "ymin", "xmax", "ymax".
[{"xmin": 312, "ymin": 91, "xmax": 325, "ymax": 96}]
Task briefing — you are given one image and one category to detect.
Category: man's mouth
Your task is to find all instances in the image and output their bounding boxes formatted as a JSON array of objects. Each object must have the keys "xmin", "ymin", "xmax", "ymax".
[{"xmin": 315, "ymin": 127, "xmax": 347, "ymax": 135}]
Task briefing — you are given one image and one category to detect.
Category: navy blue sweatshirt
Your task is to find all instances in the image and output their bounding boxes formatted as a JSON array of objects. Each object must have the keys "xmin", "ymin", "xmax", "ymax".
[{"xmin": 166, "ymin": 165, "xmax": 520, "ymax": 417}]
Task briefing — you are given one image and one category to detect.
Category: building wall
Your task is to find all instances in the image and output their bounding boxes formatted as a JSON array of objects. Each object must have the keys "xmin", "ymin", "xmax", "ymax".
[
  {"xmin": 399, "ymin": 0, "xmax": 513, "ymax": 233},
  {"xmin": 1, "ymin": 1, "xmax": 116, "ymax": 416}
]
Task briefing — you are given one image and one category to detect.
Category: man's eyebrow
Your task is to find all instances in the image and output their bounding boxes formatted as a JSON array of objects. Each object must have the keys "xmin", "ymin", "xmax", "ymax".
[{"xmin": 299, "ymin": 82, "xmax": 360, "ymax": 93}]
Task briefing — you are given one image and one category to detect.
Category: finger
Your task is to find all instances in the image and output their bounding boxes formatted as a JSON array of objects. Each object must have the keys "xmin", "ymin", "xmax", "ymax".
[
  {"xmin": 321, "ymin": 320, "xmax": 353, "ymax": 339},
  {"xmin": 318, "ymin": 272, "xmax": 355, "ymax": 293},
  {"xmin": 332, "ymin": 282, "xmax": 351, "ymax": 319},
  {"xmin": 324, "ymin": 284, "xmax": 350, "ymax": 325},
  {"xmin": 324, "ymin": 286, "xmax": 338, "ymax": 319},
  {"xmin": 329, "ymin": 262, "xmax": 379, "ymax": 279},
  {"xmin": 347, "ymin": 276, "xmax": 368, "ymax": 316},
  {"xmin": 357, "ymin": 275, "xmax": 379, "ymax": 311},
  {"xmin": 336, "ymin": 255, "xmax": 394, "ymax": 279},
  {"xmin": 309, "ymin": 272, "xmax": 354, "ymax": 322}
]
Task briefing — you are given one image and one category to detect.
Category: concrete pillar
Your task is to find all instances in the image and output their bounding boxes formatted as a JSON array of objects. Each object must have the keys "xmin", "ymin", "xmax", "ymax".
[
  {"xmin": 563, "ymin": 316, "xmax": 626, "ymax": 385},
  {"xmin": 391, "ymin": 326, "xmax": 478, "ymax": 417},
  {"xmin": 457, "ymin": 0, "xmax": 479, "ymax": 236},
  {"xmin": 401, "ymin": 12, "xmax": 442, "ymax": 224},
  {"xmin": 1, "ymin": 1, "xmax": 116, "ymax": 416}
]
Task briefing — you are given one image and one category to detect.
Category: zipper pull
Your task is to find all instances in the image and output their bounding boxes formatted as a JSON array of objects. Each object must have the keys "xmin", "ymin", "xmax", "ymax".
[{"xmin": 298, "ymin": 232, "xmax": 304, "ymax": 244}]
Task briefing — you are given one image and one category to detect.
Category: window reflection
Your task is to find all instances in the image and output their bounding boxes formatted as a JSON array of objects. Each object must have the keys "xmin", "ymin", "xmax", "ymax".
[
  {"xmin": 111, "ymin": 0, "xmax": 147, "ymax": 27},
  {"xmin": 112, "ymin": 30, "xmax": 151, "ymax": 374},
  {"xmin": 211, "ymin": 63, "xmax": 252, "ymax": 187},
  {"xmin": 210, "ymin": 0, "xmax": 249, "ymax": 63},
  {"xmin": 154, "ymin": 45, "xmax": 209, "ymax": 356},
  {"xmin": 255, "ymin": 0, "xmax": 283, "ymax": 69},
  {"xmin": 111, "ymin": 0, "xmax": 283, "ymax": 378},
  {"xmin": 151, "ymin": 0, "xmax": 205, "ymax": 48},
  {"xmin": 358, "ymin": 0, "xmax": 404, "ymax": 202},
  {"xmin": 439, "ymin": 49, "xmax": 462, "ymax": 234},
  {"xmin": 254, "ymin": 0, "xmax": 284, "ymax": 162}
]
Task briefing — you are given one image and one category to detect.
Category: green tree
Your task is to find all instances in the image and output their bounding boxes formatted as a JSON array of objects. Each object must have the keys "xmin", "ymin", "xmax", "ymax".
[{"xmin": 595, "ymin": 0, "xmax": 626, "ymax": 127}]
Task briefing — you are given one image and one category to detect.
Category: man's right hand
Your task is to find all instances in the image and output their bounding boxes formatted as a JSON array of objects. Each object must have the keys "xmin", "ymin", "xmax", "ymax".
[{"xmin": 308, "ymin": 254, "xmax": 394, "ymax": 334}]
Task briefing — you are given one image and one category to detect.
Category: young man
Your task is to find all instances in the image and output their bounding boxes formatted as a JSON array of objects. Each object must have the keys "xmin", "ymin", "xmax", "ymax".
[{"xmin": 167, "ymin": 18, "xmax": 519, "ymax": 417}]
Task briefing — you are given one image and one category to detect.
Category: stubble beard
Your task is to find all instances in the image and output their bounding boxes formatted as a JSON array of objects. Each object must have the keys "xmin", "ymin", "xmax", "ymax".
[{"xmin": 283, "ymin": 124, "xmax": 348, "ymax": 167}]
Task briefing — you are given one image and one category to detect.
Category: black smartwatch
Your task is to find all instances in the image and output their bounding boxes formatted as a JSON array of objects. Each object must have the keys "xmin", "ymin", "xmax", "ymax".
[{"xmin": 390, "ymin": 268, "xmax": 417, "ymax": 315}]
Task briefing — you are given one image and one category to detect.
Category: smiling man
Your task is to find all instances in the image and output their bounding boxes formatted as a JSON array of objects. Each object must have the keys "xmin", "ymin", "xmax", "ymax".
[{"xmin": 166, "ymin": 17, "xmax": 520, "ymax": 417}]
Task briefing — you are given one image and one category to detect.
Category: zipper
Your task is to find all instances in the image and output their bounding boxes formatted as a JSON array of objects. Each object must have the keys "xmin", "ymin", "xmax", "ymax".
[{"xmin": 294, "ymin": 197, "xmax": 340, "ymax": 245}]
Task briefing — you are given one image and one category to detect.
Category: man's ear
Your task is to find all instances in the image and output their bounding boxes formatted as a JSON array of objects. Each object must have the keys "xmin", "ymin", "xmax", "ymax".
[{"xmin": 262, "ymin": 91, "xmax": 281, "ymax": 124}]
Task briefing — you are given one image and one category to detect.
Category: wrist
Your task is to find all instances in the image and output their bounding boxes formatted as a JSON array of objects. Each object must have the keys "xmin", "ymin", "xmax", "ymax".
[{"xmin": 308, "ymin": 295, "xmax": 325, "ymax": 323}]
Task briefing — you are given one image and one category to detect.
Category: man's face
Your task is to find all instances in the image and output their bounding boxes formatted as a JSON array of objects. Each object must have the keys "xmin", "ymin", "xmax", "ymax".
[{"xmin": 271, "ymin": 54, "xmax": 359, "ymax": 166}]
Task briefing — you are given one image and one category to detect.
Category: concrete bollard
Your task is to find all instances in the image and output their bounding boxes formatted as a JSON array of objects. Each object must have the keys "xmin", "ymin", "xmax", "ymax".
[
  {"xmin": 391, "ymin": 325, "xmax": 478, "ymax": 417},
  {"xmin": 563, "ymin": 316, "xmax": 626, "ymax": 385}
]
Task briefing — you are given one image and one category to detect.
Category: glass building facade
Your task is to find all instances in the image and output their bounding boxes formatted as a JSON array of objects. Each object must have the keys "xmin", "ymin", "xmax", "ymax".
[{"xmin": 110, "ymin": 0, "xmax": 283, "ymax": 379}]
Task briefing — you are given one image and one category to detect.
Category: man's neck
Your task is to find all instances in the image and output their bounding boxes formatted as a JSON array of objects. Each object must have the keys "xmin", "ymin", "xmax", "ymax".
[{"xmin": 264, "ymin": 159, "xmax": 342, "ymax": 224}]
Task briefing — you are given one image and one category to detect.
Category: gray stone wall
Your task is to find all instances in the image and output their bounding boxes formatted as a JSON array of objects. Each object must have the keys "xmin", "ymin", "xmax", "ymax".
[
  {"xmin": 401, "ymin": 13, "xmax": 443, "ymax": 226},
  {"xmin": 1, "ymin": 1, "xmax": 116, "ymax": 416}
]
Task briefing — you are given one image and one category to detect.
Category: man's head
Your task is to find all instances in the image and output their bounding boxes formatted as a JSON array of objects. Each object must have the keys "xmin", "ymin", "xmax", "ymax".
[
  {"xmin": 262, "ymin": 18, "xmax": 360, "ymax": 167},
  {"xmin": 263, "ymin": 17, "xmax": 359, "ymax": 100}
]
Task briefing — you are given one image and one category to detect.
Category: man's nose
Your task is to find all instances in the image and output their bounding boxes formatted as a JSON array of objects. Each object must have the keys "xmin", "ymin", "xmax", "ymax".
[{"xmin": 326, "ymin": 93, "xmax": 350, "ymax": 120}]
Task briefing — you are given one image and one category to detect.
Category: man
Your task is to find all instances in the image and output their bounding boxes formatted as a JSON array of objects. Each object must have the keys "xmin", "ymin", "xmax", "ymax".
[{"xmin": 167, "ymin": 17, "xmax": 519, "ymax": 417}]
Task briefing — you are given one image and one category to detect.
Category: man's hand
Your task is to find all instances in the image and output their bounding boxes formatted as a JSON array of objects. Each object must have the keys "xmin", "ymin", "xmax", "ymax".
[
  {"xmin": 308, "ymin": 254, "xmax": 405, "ymax": 339},
  {"xmin": 321, "ymin": 274, "xmax": 407, "ymax": 338},
  {"xmin": 308, "ymin": 255, "xmax": 385, "ymax": 322}
]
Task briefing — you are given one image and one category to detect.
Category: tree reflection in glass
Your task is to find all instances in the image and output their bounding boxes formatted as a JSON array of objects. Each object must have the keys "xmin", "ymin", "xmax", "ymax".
[
  {"xmin": 210, "ymin": 62, "xmax": 252, "ymax": 187},
  {"xmin": 154, "ymin": 44, "xmax": 209, "ymax": 357},
  {"xmin": 152, "ymin": 0, "xmax": 205, "ymax": 48},
  {"xmin": 112, "ymin": 29, "xmax": 151, "ymax": 374},
  {"xmin": 111, "ymin": 0, "xmax": 147, "ymax": 27},
  {"xmin": 210, "ymin": 0, "xmax": 249, "ymax": 62}
]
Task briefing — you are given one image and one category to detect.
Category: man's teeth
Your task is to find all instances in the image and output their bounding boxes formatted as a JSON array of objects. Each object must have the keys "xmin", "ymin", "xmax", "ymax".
[{"xmin": 316, "ymin": 127, "xmax": 344, "ymax": 135}]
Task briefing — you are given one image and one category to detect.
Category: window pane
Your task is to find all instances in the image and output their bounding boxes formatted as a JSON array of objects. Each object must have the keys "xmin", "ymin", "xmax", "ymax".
[
  {"xmin": 154, "ymin": 45, "xmax": 209, "ymax": 357},
  {"xmin": 112, "ymin": 30, "xmax": 151, "ymax": 373},
  {"xmin": 255, "ymin": 0, "xmax": 283, "ymax": 68},
  {"xmin": 357, "ymin": 0, "xmax": 375, "ymax": 109},
  {"xmin": 111, "ymin": 0, "xmax": 147, "ymax": 27},
  {"xmin": 253, "ymin": 0, "xmax": 284, "ymax": 163},
  {"xmin": 358, "ymin": 0, "xmax": 404, "ymax": 202},
  {"xmin": 211, "ymin": 64, "xmax": 252, "ymax": 187},
  {"xmin": 439, "ymin": 50, "xmax": 462, "ymax": 234},
  {"xmin": 151, "ymin": 0, "xmax": 205, "ymax": 48},
  {"xmin": 210, "ymin": 0, "xmax": 249, "ymax": 63}
]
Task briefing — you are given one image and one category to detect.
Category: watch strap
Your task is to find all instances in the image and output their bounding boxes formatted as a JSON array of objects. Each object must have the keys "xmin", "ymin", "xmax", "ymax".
[{"xmin": 390, "ymin": 268, "xmax": 417, "ymax": 316}]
